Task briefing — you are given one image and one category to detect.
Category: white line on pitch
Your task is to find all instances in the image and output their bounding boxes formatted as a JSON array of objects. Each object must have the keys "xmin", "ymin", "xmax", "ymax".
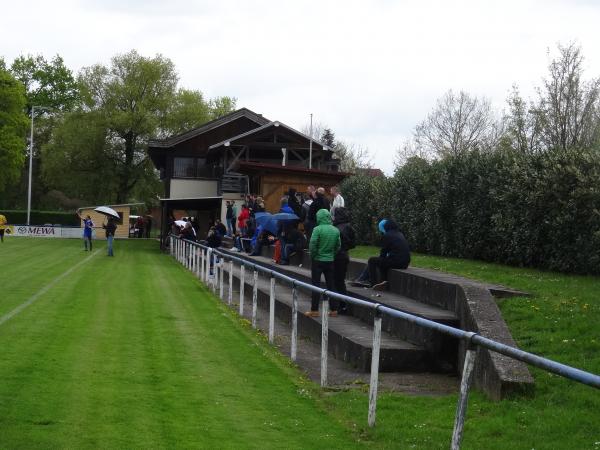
[{"xmin": 0, "ymin": 249, "xmax": 100, "ymax": 326}]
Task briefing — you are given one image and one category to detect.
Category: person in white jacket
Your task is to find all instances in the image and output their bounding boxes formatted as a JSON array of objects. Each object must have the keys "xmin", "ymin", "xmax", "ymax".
[{"xmin": 330, "ymin": 186, "xmax": 345, "ymax": 217}]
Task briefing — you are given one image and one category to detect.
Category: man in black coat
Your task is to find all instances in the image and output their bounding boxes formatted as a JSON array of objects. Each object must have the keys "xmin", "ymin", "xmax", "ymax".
[
  {"xmin": 354, "ymin": 219, "xmax": 410, "ymax": 290},
  {"xmin": 307, "ymin": 187, "xmax": 330, "ymax": 239}
]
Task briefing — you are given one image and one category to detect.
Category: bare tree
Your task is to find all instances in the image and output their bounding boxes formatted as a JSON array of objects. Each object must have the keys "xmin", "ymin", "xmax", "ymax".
[
  {"xmin": 536, "ymin": 43, "xmax": 600, "ymax": 151},
  {"xmin": 414, "ymin": 90, "xmax": 500, "ymax": 157},
  {"xmin": 333, "ymin": 139, "xmax": 372, "ymax": 171}
]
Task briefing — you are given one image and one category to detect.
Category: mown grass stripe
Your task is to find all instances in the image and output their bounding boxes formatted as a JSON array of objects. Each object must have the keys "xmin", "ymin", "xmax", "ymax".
[{"xmin": 0, "ymin": 249, "xmax": 100, "ymax": 326}]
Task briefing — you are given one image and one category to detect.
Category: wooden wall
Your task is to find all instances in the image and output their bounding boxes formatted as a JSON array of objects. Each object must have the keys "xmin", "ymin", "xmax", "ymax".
[
  {"xmin": 259, "ymin": 173, "xmax": 340, "ymax": 213},
  {"xmin": 79, "ymin": 206, "xmax": 131, "ymax": 239}
]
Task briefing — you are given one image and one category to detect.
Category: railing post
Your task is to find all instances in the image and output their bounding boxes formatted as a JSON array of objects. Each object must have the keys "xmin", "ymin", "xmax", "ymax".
[
  {"xmin": 239, "ymin": 264, "xmax": 245, "ymax": 315},
  {"xmin": 368, "ymin": 307, "xmax": 383, "ymax": 428},
  {"xmin": 196, "ymin": 247, "xmax": 201, "ymax": 278},
  {"xmin": 268, "ymin": 276, "xmax": 276, "ymax": 343},
  {"xmin": 219, "ymin": 259, "xmax": 224, "ymax": 299},
  {"xmin": 170, "ymin": 236, "xmax": 173, "ymax": 256},
  {"xmin": 291, "ymin": 283, "xmax": 298, "ymax": 362},
  {"xmin": 205, "ymin": 249, "xmax": 211, "ymax": 284},
  {"xmin": 192, "ymin": 245, "xmax": 196, "ymax": 273},
  {"xmin": 201, "ymin": 249, "xmax": 206, "ymax": 282},
  {"xmin": 321, "ymin": 293, "xmax": 329, "ymax": 388},
  {"xmin": 228, "ymin": 260, "xmax": 233, "ymax": 305},
  {"xmin": 251, "ymin": 270, "xmax": 258, "ymax": 328},
  {"xmin": 186, "ymin": 243, "xmax": 190, "ymax": 270},
  {"xmin": 451, "ymin": 338, "xmax": 478, "ymax": 450}
]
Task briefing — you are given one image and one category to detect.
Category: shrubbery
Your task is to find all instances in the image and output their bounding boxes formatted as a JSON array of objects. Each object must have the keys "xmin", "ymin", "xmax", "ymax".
[
  {"xmin": 0, "ymin": 210, "xmax": 80, "ymax": 226},
  {"xmin": 342, "ymin": 146, "xmax": 600, "ymax": 274}
]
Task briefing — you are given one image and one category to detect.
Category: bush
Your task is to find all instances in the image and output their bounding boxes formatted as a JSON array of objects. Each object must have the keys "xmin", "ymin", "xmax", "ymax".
[
  {"xmin": 0, "ymin": 210, "xmax": 80, "ymax": 226},
  {"xmin": 342, "ymin": 147, "xmax": 600, "ymax": 274}
]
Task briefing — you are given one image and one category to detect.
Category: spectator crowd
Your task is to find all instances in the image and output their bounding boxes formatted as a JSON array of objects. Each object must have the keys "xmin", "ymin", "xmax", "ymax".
[{"xmin": 170, "ymin": 185, "xmax": 411, "ymax": 317}]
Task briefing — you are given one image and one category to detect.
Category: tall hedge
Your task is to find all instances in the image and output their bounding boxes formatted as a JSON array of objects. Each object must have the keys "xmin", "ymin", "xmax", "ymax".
[
  {"xmin": 341, "ymin": 147, "xmax": 600, "ymax": 274},
  {"xmin": 0, "ymin": 210, "xmax": 80, "ymax": 226}
]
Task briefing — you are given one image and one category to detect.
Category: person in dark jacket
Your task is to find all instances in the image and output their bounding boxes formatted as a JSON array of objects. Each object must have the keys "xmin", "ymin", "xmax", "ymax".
[
  {"xmin": 214, "ymin": 219, "xmax": 227, "ymax": 238},
  {"xmin": 354, "ymin": 219, "xmax": 410, "ymax": 290},
  {"xmin": 279, "ymin": 222, "xmax": 305, "ymax": 265},
  {"xmin": 287, "ymin": 188, "xmax": 302, "ymax": 217},
  {"xmin": 103, "ymin": 218, "xmax": 117, "ymax": 256},
  {"xmin": 333, "ymin": 208, "xmax": 356, "ymax": 312},
  {"xmin": 307, "ymin": 187, "xmax": 330, "ymax": 238}
]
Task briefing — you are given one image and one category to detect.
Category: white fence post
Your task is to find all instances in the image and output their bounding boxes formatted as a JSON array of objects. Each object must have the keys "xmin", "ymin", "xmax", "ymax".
[
  {"xmin": 451, "ymin": 345, "xmax": 478, "ymax": 450},
  {"xmin": 251, "ymin": 270, "xmax": 258, "ymax": 328},
  {"xmin": 201, "ymin": 249, "xmax": 206, "ymax": 282},
  {"xmin": 196, "ymin": 248, "xmax": 201, "ymax": 278},
  {"xmin": 291, "ymin": 284, "xmax": 298, "ymax": 362},
  {"xmin": 170, "ymin": 236, "xmax": 173, "ymax": 256},
  {"xmin": 239, "ymin": 265, "xmax": 245, "ymax": 315},
  {"xmin": 269, "ymin": 276, "xmax": 276, "ymax": 343},
  {"xmin": 219, "ymin": 259, "xmax": 224, "ymax": 299},
  {"xmin": 321, "ymin": 294, "xmax": 329, "ymax": 388},
  {"xmin": 368, "ymin": 309, "xmax": 383, "ymax": 427},
  {"xmin": 205, "ymin": 249, "xmax": 211, "ymax": 283},
  {"xmin": 228, "ymin": 260, "xmax": 233, "ymax": 305}
]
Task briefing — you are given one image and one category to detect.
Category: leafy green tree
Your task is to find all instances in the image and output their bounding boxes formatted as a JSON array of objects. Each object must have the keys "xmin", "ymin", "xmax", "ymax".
[
  {"xmin": 0, "ymin": 69, "xmax": 28, "ymax": 193},
  {"xmin": 10, "ymin": 54, "xmax": 79, "ymax": 114},
  {"xmin": 44, "ymin": 50, "xmax": 236, "ymax": 205}
]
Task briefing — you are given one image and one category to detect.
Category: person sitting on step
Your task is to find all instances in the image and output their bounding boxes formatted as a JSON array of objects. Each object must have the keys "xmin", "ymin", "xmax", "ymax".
[{"xmin": 353, "ymin": 219, "xmax": 410, "ymax": 290}]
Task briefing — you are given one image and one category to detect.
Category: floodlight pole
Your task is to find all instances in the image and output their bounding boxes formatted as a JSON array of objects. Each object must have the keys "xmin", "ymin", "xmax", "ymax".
[{"xmin": 26, "ymin": 106, "xmax": 36, "ymax": 226}]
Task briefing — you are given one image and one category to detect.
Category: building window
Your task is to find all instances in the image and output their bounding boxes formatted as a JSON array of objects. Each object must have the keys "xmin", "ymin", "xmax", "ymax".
[{"xmin": 174, "ymin": 157, "xmax": 196, "ymax": 178}]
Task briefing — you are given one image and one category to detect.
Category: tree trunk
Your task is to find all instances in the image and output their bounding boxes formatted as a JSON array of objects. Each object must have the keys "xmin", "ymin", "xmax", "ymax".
[{"xmin": 117, "ymin": 132, "xmax": 135, "ymax": 203}]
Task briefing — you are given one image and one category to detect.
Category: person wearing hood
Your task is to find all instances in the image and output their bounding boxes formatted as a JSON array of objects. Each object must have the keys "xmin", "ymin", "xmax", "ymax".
[
  {"xmin": 306, "ymin": 209, "xmax": 341, "ymax": 317},
  {"xmin": 354, "ymin": 219, "xmax": 410, "ymax": 290},
  {"xmin": 333, "ymin": 207, "xmax": 356, "ymax": 312}
]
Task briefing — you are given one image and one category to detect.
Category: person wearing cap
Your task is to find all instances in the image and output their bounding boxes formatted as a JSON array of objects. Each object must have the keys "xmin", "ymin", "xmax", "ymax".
[{"xmin": 353, "ymin": 219, "xmax": 411, "ymax": 290}]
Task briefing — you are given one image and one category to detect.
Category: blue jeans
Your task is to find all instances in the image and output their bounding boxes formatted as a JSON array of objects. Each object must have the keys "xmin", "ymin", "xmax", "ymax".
[
  {"xmin": 107, "ymin": 235, "xmax": 114, "ymax": 256},
  {"xmin": 281, "ymin": 243, "xmax": 296, "ymax": 263}
]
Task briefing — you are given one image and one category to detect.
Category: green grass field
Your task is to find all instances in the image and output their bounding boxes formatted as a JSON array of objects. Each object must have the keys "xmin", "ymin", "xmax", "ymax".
[
  {"xmin": 1, "ymin": 239, "xmax": 599, "ymax": 449},
  {"xmin": 0, "ymin": 238, "xmax": 360, "ymax": 449}
]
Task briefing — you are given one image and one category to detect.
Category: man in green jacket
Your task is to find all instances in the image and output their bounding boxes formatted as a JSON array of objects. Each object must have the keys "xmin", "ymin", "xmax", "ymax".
[{"xmin": 306, "ymin": 209, "xmax": 341, "ymax": 317}]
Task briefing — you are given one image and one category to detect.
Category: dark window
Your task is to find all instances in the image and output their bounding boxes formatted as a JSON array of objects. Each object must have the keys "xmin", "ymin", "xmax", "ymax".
[
  {"xmin": 174, "ymin": 157, "xmax": 196, "ymax": 177},
  {"xmin": 173, "ymin": 157, "xmax": 210, "ymax": 178}
]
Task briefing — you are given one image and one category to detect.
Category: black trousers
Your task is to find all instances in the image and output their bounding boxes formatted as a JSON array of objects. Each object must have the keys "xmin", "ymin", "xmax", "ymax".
[
  {"xmin": 311, "ymin": 260, "xmax": 335, "ymax": 311},
  {"xmin": 368, "ymin": 256, "xmax": 407, "ymax": 284},
  {"xmin": 334, "ymin": 252, "xmax": 349, "ymax": 295}
]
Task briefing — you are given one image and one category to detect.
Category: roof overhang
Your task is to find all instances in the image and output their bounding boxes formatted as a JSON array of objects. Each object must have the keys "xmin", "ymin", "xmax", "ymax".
[{"xmin": 208, "ymin": 121, "xmax": 331, "ymax": 153}]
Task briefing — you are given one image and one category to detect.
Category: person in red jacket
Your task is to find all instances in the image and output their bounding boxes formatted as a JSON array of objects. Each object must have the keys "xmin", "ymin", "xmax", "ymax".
[{"xmin": 237, "ymin": 205, "xmax": 250, "ymax": 236}]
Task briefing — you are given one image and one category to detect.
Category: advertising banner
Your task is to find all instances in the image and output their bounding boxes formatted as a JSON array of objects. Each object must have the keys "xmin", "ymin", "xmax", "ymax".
[{"xmin": 4, "ymin": 226, "xmax": 93, "ymax": 239}]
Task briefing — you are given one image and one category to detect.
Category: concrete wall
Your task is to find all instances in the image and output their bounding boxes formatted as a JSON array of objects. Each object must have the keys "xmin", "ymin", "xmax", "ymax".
[{"xmin": 170, "ymin": 179, "xmax": 219, "ymax": 199}]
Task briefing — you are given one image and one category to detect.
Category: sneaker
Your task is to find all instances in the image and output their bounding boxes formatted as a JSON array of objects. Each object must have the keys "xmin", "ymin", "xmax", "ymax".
[
  {"xmin": 304, "ymin": 310, "xmax": 320, "ymax": 317},
  {"xmin": 372, "ymin": 281, "xmax": 389, "ymax": 291}
]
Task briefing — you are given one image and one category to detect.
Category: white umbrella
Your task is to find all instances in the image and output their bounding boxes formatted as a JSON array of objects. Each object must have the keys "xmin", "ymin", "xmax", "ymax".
[{"xmin": 94, "ymin": 206, "xmax": 120, "ymax": 219}]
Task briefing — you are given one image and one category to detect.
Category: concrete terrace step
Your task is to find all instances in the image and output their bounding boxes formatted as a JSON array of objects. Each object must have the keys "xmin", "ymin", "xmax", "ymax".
[{"xmin": 221, "ymin": 262, "xmax": 435, "ymax": 372}]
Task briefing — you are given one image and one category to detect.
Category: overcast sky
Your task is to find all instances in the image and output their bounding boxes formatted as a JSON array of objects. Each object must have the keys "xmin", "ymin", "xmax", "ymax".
[{"xmin": 3, "ymin": 0, "xmax": 600, "ymax": 172}]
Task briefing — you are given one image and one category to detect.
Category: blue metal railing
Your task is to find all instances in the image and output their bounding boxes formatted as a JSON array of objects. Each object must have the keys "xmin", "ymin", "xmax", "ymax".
[{"xmin": 169, "ymin": 235, "xmax": 600, "ymax": 449}]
